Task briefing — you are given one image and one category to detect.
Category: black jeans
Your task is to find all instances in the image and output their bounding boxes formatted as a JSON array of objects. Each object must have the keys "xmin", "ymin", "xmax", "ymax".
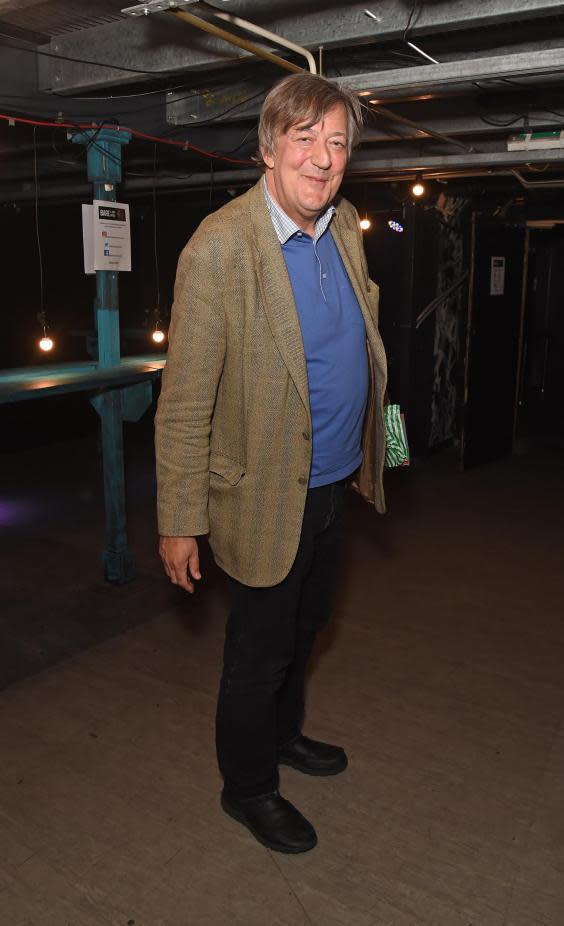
[{"xmin": 216, "ymin": 479, "xmax": 346, "ymax": 799}]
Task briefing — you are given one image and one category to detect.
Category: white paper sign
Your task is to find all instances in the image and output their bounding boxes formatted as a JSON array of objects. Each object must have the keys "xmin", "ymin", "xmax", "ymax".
[
  {"xmin": 81, "ymin": 204, "xmax": 95, "ymax": 274},
  {"xmin": 93, "ymin": 200, "xmax": 131, "ymax": 272},
  {"xmin": 490, "ymin": 256, "xmax": 506, "ymax": 296}
]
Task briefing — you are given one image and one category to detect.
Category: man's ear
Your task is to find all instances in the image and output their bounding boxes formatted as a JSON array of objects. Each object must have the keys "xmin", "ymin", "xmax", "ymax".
[{"xmin": 261, "ymin": 148, "xmax": 275, "ymax": 169}]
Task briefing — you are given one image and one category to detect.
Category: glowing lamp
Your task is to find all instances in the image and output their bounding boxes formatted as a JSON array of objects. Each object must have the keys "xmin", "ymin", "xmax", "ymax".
[
  {"xmin": 38, "ymin": 336, "xmax": 54, "ymax": 352},
  {"xmin": 152, "ymin": 328, "xmax": 166, "ymax": 344},
  {"xmin": 412, "ymin": 179, "xmax": 425, "ymax": 198},
  {"xmin": 360, "ymin": 217, "xmax": 371, "ymax": 231},
  {"xmin": 388, "ymin": 220, "xmax": 404, "ymax": 233}
]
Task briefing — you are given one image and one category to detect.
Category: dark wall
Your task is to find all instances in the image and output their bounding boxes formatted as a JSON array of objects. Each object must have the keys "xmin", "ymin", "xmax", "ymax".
[
  {"xmin": 0, "ymin": 190, "xmax": 229, "ymax": 448},
  {"xmin": 2, "ymin": 185, "xmax": 457, "ymax": 455},
  {"xmin": 356, "ymin": 199, "xmax": 445, "ymax": 456},
  {"xmin": 520, "ymin": 230, "xmax": 564, "ymax": 445},
  {"xmin": 0, "ymin": 190, "xmax": 236, "ymax": 371}
]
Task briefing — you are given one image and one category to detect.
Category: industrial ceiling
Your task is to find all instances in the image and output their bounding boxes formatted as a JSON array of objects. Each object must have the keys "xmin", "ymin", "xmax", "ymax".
[{"xmin": 2, "ymin": 0, "xmax": 564, "ymax": 202}]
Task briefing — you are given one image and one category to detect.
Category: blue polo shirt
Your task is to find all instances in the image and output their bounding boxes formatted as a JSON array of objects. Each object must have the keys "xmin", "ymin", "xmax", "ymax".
[{"xmin": 263, "ymin": 181, "xmax": 369, "ymax": 488}]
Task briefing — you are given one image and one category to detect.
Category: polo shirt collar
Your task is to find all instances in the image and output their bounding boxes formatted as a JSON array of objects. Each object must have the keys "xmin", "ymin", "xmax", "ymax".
[{"xmin": 262, "ymin": 175, "xmax": 336, "ymax": 244}]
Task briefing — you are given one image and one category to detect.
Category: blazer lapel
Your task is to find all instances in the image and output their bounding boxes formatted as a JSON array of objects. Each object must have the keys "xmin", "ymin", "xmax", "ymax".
[
  {"xmin": 331, "ymin": 208, "xmax": 380, "ymax": 344},
  {"xmin": 248, "ymin": 182, "xmax": 310, "ymax": 415}
]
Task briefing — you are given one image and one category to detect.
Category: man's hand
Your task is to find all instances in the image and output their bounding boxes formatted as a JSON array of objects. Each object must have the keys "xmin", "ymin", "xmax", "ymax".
[{"xmin": 159, "ymin": 536, "xmax": 202, "ymax": 593}]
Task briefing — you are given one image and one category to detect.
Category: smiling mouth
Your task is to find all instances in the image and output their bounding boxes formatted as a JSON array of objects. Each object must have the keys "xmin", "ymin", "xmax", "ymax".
[{"xmin": 304, "ymin": 176, "xmax": 329, "ymax": 184}]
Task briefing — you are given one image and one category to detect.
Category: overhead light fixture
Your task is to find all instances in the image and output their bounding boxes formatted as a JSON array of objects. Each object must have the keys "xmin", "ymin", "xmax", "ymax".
[
  {"xmin": 412, "ymin": 177, "xmax": 426, "ymax": 198},
  {"xmin": 388, "ymin": 220, "xmax": 404, "ymax": 233},
  {"xmin": 360, "ymin": 217, "xmax": 372, "ymax": 231},
  {"xmin": 38, "ymin": 335, "xmax": 55, "ymax": 352},
  {"xmin": 151, "ymin": 327, "xmax": 166, "ymax": 344}
]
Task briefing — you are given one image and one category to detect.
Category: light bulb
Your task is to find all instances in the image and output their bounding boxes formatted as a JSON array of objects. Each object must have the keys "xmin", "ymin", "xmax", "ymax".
[
  {"xmin": 412, "ymin": 180, "xmax": 425, "ymax": 198},
  {"xmin": 38, "ymin": 336, "xmax": 54, "ymax": 352},
  {"xmin": 152, "ymin": 329, "xmax": 166, "ymax": 344},
  {"xmin": 360, "ymin": 217, "xmax": 371, "ymax": 231},
  {"xmin": 388, "ymin": 220, "xmax": 404, "ymax": 233}
]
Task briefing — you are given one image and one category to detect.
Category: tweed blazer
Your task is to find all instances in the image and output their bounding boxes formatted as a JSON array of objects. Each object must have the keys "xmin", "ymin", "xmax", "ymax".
[{"xmin": 155, "ymin": 179, "xmax": 387, "ymax": 587}]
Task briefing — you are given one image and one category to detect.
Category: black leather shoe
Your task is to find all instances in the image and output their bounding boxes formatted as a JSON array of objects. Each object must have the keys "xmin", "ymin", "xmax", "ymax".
[
  {"xmin": 221, "ymin": 790, "xmax": 317, "ymax": 853},
  {"xmin": 278, "ymin": 734, "xmax": 348, "ymax": 776}
]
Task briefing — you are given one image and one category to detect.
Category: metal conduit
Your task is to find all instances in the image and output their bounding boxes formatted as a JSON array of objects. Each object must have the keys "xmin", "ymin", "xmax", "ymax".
[
  {"xmin": 171, "ymin": 9, "xmax": 304, "ymax": 75},
  {"xmin": 511, "ymin": 168, "xmax": 564, "ymax": 189},
  {"xmin": 201, "ymin": 1, "xmax": 317, "ymax": 74},
  {"xmin": 370, "ymin": 104, "xmax": 474, "ymax": 154}
]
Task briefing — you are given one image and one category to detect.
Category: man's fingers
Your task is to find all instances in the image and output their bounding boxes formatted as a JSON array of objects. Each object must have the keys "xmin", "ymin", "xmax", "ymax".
[
  {"xmin": 173, "ymin": 568, "xmax": 195, "ymax": 593},
  {"xmin": 158, "ymin": 536, "xmax": 200, "ymax": 593},
  {"xmin": 188, "ymin": 549, "xmax": 201, "ymax": 581}
]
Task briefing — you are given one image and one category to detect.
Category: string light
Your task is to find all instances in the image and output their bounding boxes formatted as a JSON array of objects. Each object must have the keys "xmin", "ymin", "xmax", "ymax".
[
  {"xmin": 359, "ymin": 182, "xmax": 372, "ymax": 231},
  {"xmin": 412, "ymin": 177, "xmax": 426, "ymax": 198},
  {"xmin": 149, "ymin": 143, "xmax": 167, "ymax": 348},
  {"xmin": 388, "ymin": 220, "xmax": 404, "ymax": 233},
  {"xmin": 33, "ymin": 127, "xmax": 56, "ymax": 353}
]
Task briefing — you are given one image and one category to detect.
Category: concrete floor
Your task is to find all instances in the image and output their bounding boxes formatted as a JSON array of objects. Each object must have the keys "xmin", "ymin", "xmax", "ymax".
[{"xmin": 1, "ymin": 428, "xmax": 564, "ymax": 925}]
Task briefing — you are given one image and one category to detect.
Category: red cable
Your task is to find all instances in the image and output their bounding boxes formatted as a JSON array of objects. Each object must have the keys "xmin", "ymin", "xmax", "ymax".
[{"xmin": 0, "ymin": 112, "xmax": 254, "ymax": 166}]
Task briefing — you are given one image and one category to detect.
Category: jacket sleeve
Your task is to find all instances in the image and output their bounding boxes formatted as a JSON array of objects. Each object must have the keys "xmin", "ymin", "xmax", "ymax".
[{"xmin": 155, "ymin": 228, "xmax": 226, "ymax": 537}]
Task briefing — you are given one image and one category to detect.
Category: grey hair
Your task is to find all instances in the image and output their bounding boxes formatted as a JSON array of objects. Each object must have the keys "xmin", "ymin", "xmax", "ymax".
[{"xmin": 257, "ymin": 73, "xmax": 363, "ymax": 168}]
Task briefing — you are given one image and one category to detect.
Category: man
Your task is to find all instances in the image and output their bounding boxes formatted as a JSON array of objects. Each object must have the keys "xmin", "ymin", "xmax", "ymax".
[{"xmin": 156, "ymin": 73, "xmax": 387, "ymax": 854}]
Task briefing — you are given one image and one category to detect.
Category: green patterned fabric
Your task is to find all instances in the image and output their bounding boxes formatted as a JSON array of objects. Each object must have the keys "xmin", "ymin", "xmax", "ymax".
[{"xmin": 384, "ymin": 404, "xmax": 410, "ymax": 467}]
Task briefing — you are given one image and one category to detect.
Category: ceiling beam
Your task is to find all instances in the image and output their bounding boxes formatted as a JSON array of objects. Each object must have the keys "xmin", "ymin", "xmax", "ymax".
[
  {"xmin": 37, "ymin": 0, "xmax": 564, "ymax": 94},
  {"xmin": 339, "ymin": 47, "xmax": 564, "ymax": 101},
  {"xmin": 351, "ymin": 147, "xmax": 564, "ymax": 174},
  {"xmin": 362, "ymin": 85, "xmax": 564, "ymax": 144},
  {"xmin": 5, "ymin": 147, "xmax": 564, "ymax": 203}
]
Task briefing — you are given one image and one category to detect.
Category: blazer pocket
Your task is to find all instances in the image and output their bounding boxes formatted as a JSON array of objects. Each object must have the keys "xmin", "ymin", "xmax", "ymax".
[{"xmin": 209, "ymin": 452, "xmax": 245, "ymax": 486}]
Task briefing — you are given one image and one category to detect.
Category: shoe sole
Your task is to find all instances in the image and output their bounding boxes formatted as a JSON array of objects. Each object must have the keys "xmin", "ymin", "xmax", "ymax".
[
  {"xmin": 221, "ymin": 794, "xmax": 317, "ymax": 854},
  {"xmin": 278, "ymin": 756, "xmax": 348, "ymax": 776}
]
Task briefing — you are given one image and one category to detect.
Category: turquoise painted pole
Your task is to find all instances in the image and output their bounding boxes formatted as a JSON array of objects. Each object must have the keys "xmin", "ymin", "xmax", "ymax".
[{"xmin": 72, "ymin": 127, "xmax": 134, "ymax": 583}]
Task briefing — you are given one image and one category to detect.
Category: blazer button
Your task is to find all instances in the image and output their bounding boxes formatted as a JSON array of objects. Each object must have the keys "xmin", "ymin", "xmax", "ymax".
[
  {"xmin": 302, "ymin": 430, "xmax": 310, "ymax": 441},
  {"xmin": 298, "ymin": 476, "xmax": 308, "ymax": 485}
]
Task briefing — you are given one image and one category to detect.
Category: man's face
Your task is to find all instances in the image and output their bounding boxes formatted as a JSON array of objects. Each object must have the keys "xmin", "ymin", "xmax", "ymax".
[{"xmin": 262, "ymin": 103, "xmax": 349, "ymax": 234}]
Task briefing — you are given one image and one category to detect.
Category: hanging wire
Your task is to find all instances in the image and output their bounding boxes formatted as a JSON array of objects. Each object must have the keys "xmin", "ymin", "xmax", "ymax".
[
  {"xmin": 33, "ymin": 126, "xmax": 46, "ymax": 335},
  {"xmin": 209, "ymin": 158, "xmax": 214, "ymax": 213},
  {"xmin": 403, "ymin": 1, "xmax": 421, "ymax": 42},
  {"xmin": 153, "ymin": 143, "xmax": 161, "ymax": 316}
]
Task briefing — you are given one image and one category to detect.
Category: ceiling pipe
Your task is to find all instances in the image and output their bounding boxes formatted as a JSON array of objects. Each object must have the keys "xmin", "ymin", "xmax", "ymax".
[
  {"xmin": 370, "ymin": 104, "xmax": 474, "ymax": 153},
  {"xmin": 511, "ymin": 167, "xmax": 564, "ymax": 188},
  {"xmin": 171, "ymin": 9, "xmax": 303, "ymax": 75},
  {"xmin": 3, "ymin": 164, "xmax": 551, "ymax": 203},
  {"xmin": 201, "ymin": 1, "xmax": 316, "ymax": 74},
  {"xmin": 0, "ymin": 168, "xmax": 258, "ymax": 203}
]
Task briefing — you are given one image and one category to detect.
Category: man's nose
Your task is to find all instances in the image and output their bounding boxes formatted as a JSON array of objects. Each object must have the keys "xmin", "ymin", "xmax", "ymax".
[{"xmin": 310, "ymin": 138, "xmax": 331, "ymax": 169}]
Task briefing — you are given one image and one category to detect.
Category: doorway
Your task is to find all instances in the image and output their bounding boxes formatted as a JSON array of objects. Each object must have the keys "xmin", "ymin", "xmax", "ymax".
[{"xmin": 462, "ymin": 216, "xmax": 527, "ymax": 468}]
